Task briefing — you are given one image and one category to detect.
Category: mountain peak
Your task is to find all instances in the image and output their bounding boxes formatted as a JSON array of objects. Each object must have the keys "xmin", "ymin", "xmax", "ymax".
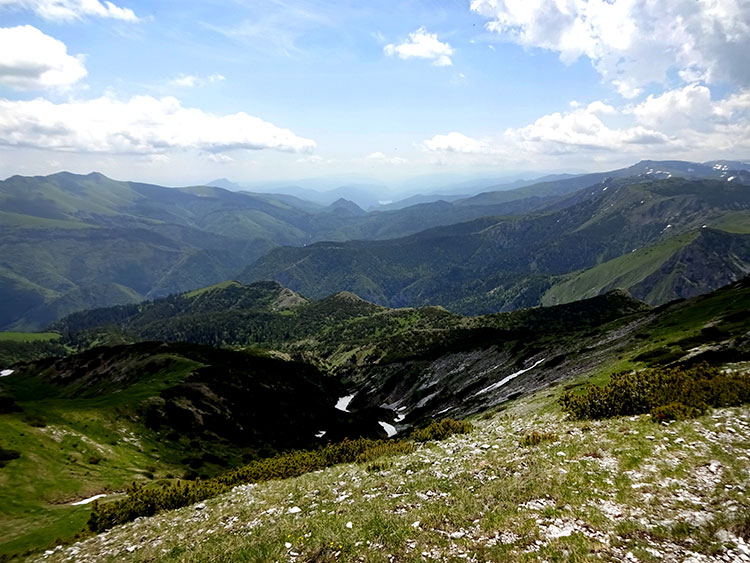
[{"xmin": 327, "ymin": 198, "xmax": 366, "ymax": 216}]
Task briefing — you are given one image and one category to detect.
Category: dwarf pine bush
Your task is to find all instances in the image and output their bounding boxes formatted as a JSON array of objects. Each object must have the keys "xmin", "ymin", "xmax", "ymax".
[
  {"xmin": 411, "ymin": 418, "xmax": 474, "ymax": 442},
  {"xmin": 560, "ymin": 363, "xmax": 750, "ymax": 421},
  {"xmin": 88, "ymin": 420, "xmax": 469, "ymax": 533}
]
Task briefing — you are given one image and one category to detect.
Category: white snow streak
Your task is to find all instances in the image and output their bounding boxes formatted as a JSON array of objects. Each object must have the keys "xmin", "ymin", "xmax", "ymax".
[
  {"xmin": 473, "ymin": 358, "xmax": 546, "ymax": 397},
  {"xmin": 71, "ymin": 494, "xmax": 106, "ymax": 505},
  {"xmin": 335, "ymin": 394, "xmax": 355, "ymax": 412},
  {"xmin": 378, "ymin": 421, "xmax": 398, "ymax": 437}
]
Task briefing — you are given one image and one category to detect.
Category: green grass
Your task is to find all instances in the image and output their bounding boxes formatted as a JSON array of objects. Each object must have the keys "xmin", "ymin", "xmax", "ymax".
[
  {"xmin": 34, "ymin": 396, "xmax": 750, "ymax": 562},
  {"xmin": 541, "ymin": 231, "xmax": 700, "ymax": 306},
  {"xmin": 711, "ymin": 211, "xmax": 750, "ymax": 233},
  {"xmin": 183, "ymin": 280, "xmax": 244, "ymax": 298},
  {"xmin": 0, "ymin": 356, "xmax": 204, "ymax": 559},
  {"xmin": 0, "ymin": 211, "xmax": 93, "ymax": 230},
  {"xmin": 0, "ymin": 332, "xmax": 60, "ymax": 343}
]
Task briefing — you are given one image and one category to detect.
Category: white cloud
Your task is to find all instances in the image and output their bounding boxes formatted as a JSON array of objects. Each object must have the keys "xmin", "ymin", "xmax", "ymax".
[
  {"xmin": 206, "ymin": 153, "xmax": 233, "ymax": 163},
  {"xmin": 0, "ymin": 25, "xmax": 86, "ymax": 90},
  {"xmin": 470, "ymin": 0, "xmax": 750, "ymax": 97},
  {"xmin": 366, "ymin": 151, "xmax": 407, "ymax": 164},
  {"xmin": 0, "ymin": 95, "xmax": 316, "ymax": 154},
  {"xmin": 630, "ymin": 84, "xmax": 738, "ymax": 131},
  {"xmin": 423, "ymin": 102, "xmax": 671, "ymax": 159},
  {"xmin": 384, "ymin": 27, "xmax": 454, "ymax": 67},
  {"xmin": 0, "ymin": 0, "xmax": 138, "ymax": 21},
  {"xmin": 507, "ymin": 101, "xmax": 671, "ymax": 152},
  {"xmin": 422, "ymin": 132, "xmax": 497, "ymax": 154},
  {"xmin": 170, "ymin": 74, "xmax": 198, "ymax": 88},
  {"xmin": 169, "ymin": 73, "xmax": 225, "ymax": 88},
  {"xmin": 423, "ymin": 86, "xmax": 750, "ymax": 163}
]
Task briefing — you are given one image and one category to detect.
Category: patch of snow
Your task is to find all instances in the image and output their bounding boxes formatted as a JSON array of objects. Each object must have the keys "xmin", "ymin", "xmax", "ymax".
[
  {"xmin": 335, "ymin": 394, "xmax": 355, "ymax": 412},
  {"xmin": 416, "ymin": 391, "xmax": 438, "ymax": 409},
  {"xmin": 437, "ymin": 406, "xmax": 453, "ymax": 415},
  {"xmin": 71, "ymin": 494, "xmax": 106, "ymax": 506},
  {"xmin": 378, "ymin": 421, "xmax": 398, "ymax": 437},
  {"xmin": 315, "ymin": 430, "xmax": 326, "ymax": 438},
  {"xmin": 602, "ymin": 186, "xmax": 608, "ymax": 191},
  {"xmin": 473, "ymin": 358, "xmax": 545, "ymax": 397},
  {"xmin": 0, "ymin": 369, "xmax": 14, "ymax": 377},
  {"xmin": 728, "ymin": 176, "xmax": 736, "ymax": 182},
  {"xmin": 394, "ymin": 414, "xmax": 406, "ymax": 423}
]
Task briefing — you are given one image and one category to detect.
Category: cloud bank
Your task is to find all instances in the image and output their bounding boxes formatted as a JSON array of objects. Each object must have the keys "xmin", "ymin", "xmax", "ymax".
[{"xmin": 0, "ymin": 95, "xmax": 316, "ymax": 154}]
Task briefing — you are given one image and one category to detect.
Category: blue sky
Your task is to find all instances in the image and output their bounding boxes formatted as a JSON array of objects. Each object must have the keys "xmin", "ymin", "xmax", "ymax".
[{"xmin": 0, "ymin": 0, "xmax": 749, "ymax": 188}]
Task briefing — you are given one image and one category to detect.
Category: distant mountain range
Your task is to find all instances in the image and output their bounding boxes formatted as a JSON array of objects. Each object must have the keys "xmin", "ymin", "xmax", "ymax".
[
  {"xmin": 1, "ymin": 159, "xmax": 748, "ymax": 330},
  {"xmin": 242, "ymin": 176, "xmax": 750, "ymax": 313}
]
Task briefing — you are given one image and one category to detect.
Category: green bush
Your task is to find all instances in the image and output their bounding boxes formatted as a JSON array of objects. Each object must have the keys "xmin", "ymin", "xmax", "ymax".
[
  {"xmin": 0, "ymin": 445, "xmax": 21, "ymax": 468},
  {"xmin": 87, "ymin": 430, "xmax": 440, "ymax": 533},
  {"xmin": 411, "ymin": 418, "xmax": 474, "ymax": 442},
  {"xmin": 560, "ymin": 363, "xmax": 750, "ymax": 421},
  {"xmin": 650, "ymin": 402, "xmax": 707, "ymax": 422},
  {"xmin": 520, "ymin": 431, "xmax": 556, "ymax": 447}
]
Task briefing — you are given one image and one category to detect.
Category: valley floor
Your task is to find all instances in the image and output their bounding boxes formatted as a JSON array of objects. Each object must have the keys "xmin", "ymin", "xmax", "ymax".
[{"xmin": 31, "ymin": 396, "xmax": 750, "ymax": 562}]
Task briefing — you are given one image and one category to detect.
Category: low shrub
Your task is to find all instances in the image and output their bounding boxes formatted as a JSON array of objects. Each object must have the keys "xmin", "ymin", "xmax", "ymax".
[
  {"xmin": 88, "ymin": 420, "xmax": 466, "ymax": 533},
  {"xmin": 0, "ymin": 446, "xmax": 21, "ymax": 468},
  {"xmin": 560, "ymin": 363, "xmax": 750, "ymax": 421},
  {"xmin": 411, "ymin": 418, "xmax": 473, "ymax": 442},
  {"xmin": 520, "ymin": 431, "xmax": 556, "ymax": 447}
]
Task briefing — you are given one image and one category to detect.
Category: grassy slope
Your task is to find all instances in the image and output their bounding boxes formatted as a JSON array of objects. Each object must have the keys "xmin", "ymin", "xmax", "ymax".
[
  {"xmin": 0, "ymin": 355, "xmax": 201, "ymax": 558},
  {"xmin": 33, "ymin": 388, "xmax": 750, "ymax": 562},
  {"xmin": 0, "ymin": 333, "xmax": 60, "ymax": 343},
  {"xmin": 5, "ymin": 280, "xmax": 750, "ymax": 559},
  {"xmin": 541, "ymin": 232, "xmax": 700, "ymax": 306}
]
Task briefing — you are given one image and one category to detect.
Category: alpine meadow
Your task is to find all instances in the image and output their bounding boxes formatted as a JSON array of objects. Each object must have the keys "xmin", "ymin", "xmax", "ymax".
[{"xmin": 2, "ymin": 1, "xmax": 750, "ymax": 562}]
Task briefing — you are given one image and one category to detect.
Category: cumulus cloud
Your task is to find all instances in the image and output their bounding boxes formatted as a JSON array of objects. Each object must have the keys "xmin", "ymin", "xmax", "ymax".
[
  {"xmin": 0, "ymin": 0, "xmax": 138, "ymax": 21},
  {"xmin": 366, "ymin": 151, "xmax": 407, "ymax": 164},
  {"xmin": 508, "ymin": 102, "xmax": 671, "ymax": 153},
  {"xmin": 0, "ymin": 25, "xmax": 86, "ymax": 90},
  {"xmin": 629, "ymin": 84, "xmax": 750, "ymax": 154},
  {"xmin": 0, "ymin": 95, "xmax": 316, "ymax": 154},
  {"xmin": 169, "ymin": 73, "xmax": 225, "ymax": 88},
  {"xmin": 423, "ymin": 102, "xmax": 671, "ymax": 160},
  {"xmin": 384, "ymin": 27, "xmax": 454, "ymax": 66},
  {"xmin": 470, "ymin": 0, "xmax": 750, "ymax": 97},
  {"xmin": 630, "ymin": 83, "xmax": 749, "ymax": 132},
  {"xmin": 423, "ymin": 86, "xmax": 750, "ymax": 163}
]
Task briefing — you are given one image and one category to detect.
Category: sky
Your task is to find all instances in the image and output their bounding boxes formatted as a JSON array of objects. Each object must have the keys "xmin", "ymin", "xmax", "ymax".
[{"xmin": 0, "ymin": 0, "xmax": 749, "ymax": 188}]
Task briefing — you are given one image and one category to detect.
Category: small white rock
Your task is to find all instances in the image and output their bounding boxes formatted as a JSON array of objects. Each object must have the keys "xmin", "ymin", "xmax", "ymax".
[{"xmin": 346, "ymin": 521, "xmax": 353, "ymax": 529}]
